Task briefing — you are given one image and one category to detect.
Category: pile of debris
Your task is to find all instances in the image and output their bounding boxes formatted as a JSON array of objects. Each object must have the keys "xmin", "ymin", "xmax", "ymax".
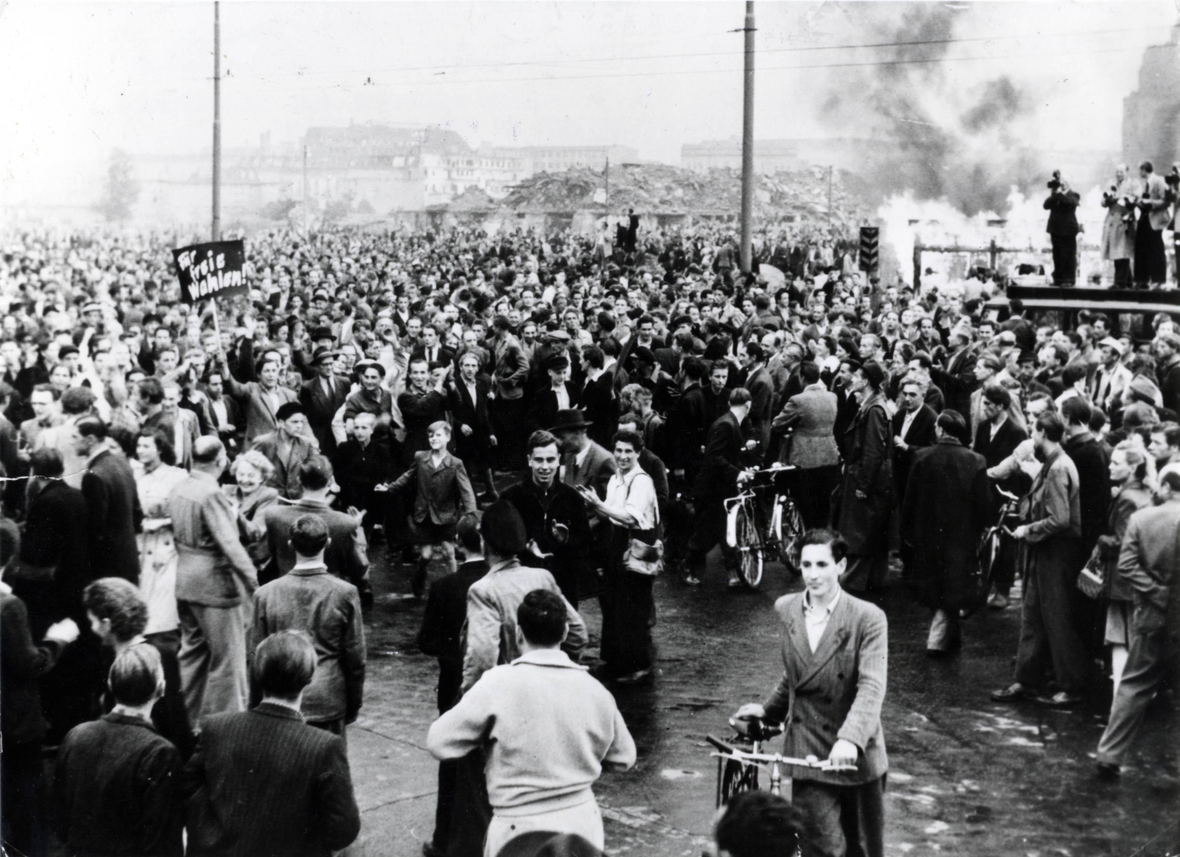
[
  {"xmin": 444, "ymin": 185, "xmax": 496, "ymax": 212},
  {"xmin": 496, "ymin": 163, "xmax": 874, "ymax": 226}
]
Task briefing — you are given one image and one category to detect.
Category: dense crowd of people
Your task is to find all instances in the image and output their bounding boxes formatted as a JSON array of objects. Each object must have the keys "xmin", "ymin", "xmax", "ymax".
[{"xmin": 0, "ymin": 212, "xmax": 1178, "ymax": 857}]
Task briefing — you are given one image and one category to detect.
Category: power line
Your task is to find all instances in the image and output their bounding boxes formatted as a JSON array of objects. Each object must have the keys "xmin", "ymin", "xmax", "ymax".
[
  {"xmin": 213, "ymin": 43, "xmax": 1146, "ymax": 92},
  {"xmin": 218, "ymin": 23, "xmax": 1172, "ymax": 81}
]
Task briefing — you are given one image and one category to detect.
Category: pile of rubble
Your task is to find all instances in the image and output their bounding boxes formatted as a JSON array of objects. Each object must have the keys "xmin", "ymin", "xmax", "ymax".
[{"xmin": 495, "ymin": 163, "xmax": 874, "ymax": 226}]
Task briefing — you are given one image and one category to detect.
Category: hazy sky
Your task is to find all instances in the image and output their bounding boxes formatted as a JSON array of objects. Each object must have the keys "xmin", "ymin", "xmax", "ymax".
[{"xmin": 2, "ymin": 0, "xmax": 1178, "ymax": 198}]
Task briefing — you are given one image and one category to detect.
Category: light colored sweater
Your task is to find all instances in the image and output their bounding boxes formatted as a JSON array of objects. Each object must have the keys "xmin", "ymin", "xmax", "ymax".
[{"xmin": 427, "ymin": 649, "xmax": 636, "ymax": 814}]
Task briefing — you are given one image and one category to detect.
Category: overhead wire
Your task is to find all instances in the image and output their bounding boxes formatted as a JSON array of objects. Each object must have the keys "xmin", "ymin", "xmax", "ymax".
[{"xmin": 212, "ymin": 23, "xmax": 1174, "ymax": 81}]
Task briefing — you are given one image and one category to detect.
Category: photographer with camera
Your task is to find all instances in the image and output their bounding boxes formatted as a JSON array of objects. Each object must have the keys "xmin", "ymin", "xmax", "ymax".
[
  {"xmin": 1044, "ymin": 171, "xmax": 1082, "ymax": 287},
  {"xmin": 1101, "ymin": 164, "xmax": 1138, "ymax": 288},
  {"xmin": 1132, "ymin": 161, "xmax": 1172, "ymax": 289}
]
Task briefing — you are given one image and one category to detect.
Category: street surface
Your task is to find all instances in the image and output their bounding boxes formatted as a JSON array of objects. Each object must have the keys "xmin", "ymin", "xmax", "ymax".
[{"xmin": 348, "ymin": 544, "xmax": 1178, "ymax": 857}]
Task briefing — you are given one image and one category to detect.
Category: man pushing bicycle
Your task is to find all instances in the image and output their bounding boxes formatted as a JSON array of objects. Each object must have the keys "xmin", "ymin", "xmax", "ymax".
[{"xmin": 733, "ymin": 528, "xmax": 888, "ymax": 857}]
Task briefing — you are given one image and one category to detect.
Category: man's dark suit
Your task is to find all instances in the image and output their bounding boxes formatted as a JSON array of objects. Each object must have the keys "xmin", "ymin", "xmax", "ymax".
[
  {"xmin": 500, "ymin": 479, "xmax": 592, "ymax": 606},
  {"xmin": 183, "ymin": 703, "xmax": 360, "ymax": 857},
  {"xmin": 333, "ymin": 438, "xmax": 394, "ymax": 532},
  {"xmin": 687, "ymin": 411, "xmax": 746, "ymax": 576},
  {"xmin": 412, "ymin": 346, "xmax": 456, "ymax": 368},
  {"xmin": 667, "ymin": 383, "xmax": 710, "ymax": 479},
  {"xmin": 53, "ymin": 712, "xmax": 184, "ymax": 857},
  {"xmin": 527, "ymin": 386, "xmax": 573, "ymax": 436},
  {"xmin": 581, "ymin": 373, "xmax": 617, "ymax": 449},
  {"xmin": 300, "ymin": 375, "xmax": 350, "ymax": 455},
  {"xmin": 416, "ymin": 558, "xmax": 492, "ymax": 857},
  {"xmin": 745, "ymin": 366, "xmax": 775, "ymax": 457},
  {"xmin": 891, "ymin": 404, "xmax": 937, "ymax": 500},
  {"xmin": 653, "ymin": 347, "xmax": 682, "ymax": 377},
  {"xmin": 81, "ymin": 447, "xmax": 142, "ymax": 582},
  {"xmin": 447, "ymin": 377, "xmax": 494, "ymax": 467}
]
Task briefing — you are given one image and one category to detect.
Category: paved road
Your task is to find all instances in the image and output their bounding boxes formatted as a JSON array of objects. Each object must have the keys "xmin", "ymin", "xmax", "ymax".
[{"xmin": 347, "ymin": 545, "xmax": 1178, "ymax": 857}]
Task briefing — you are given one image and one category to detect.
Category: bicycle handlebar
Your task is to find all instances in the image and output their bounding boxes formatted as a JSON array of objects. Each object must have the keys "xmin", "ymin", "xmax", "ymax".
[
  {"xmin": 705, "ymin": 736, "xmax": 858, "ymax": 772},
  {"xmin": 995, "ymin": 487, "xmax": 1020, "ymax": 502}
]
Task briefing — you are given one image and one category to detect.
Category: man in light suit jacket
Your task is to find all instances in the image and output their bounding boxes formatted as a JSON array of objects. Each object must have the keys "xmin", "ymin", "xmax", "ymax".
[
  {"xmin": 169, "ymin": 437, "xmax": 258, "ymax": 727},
  {"xmin": 219, "ymin": 348, "xmax": 299, "ymax": 443},
  {"xmin": 736, "ymin": 528, "xmax": 888, "ymax": 857},
  {"xmin": 1133, "ymin": 161, "xmax": 1173, "ymax": 287},
  {"xmin": 183, "ymin": 631, "xmax": 360, "ymax": 857},
  {"xmin": 1095, "ymin": 468, "xmax": 1180, "ymax": 778},
  {"xmin": 772, "ymin": 362, "xmax": 841, "ymax": 529}
]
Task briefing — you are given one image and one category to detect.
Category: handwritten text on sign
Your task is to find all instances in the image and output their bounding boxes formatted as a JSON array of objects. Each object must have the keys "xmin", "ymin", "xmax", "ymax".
[{"xmin": 173, "ymin": 240, "xmax": 247, "ymax": 304}]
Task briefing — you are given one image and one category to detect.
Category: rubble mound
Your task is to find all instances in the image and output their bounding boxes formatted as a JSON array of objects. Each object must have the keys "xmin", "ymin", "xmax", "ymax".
[
  {"xmin": 498, "ymin": 163, "xmax": 874, "ymax": 225},
  {"xmin": 446, "ymin": 185, "xmax": 497, "ymax": 212}
]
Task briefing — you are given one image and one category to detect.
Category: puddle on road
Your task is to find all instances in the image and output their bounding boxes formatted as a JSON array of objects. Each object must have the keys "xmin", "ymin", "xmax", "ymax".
[{"xmin": 659, "ymin": 769, "xmax": 703, "ymax": 781}]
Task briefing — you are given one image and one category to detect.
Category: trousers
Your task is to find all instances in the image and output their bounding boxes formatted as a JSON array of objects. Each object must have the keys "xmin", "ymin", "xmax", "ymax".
[
  {"xmin": 1096, "ymin": 625, "xmax": 1179, "ymax": 766},
  {"xmin": 1050, "ymin": 235, "xmax": 1077, "ymax": 286},
  {"xmin": 1013, "ymin": 559, "xmax": 1091, "ymax": 693},
  {"xmin": 483, "ymin": 799, "xmax": 604, "ymax": 857},
  {"xmin": 792, "ymin": 775, "xmax": 886, "ymax": 857},
  {"xmin": 177, "ymin": 600, "xmax": 249, "ymax": 727}
]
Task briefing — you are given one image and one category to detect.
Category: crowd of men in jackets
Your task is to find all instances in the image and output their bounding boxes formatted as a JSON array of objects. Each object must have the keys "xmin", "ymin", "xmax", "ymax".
[{"xmin": 1, "ymin": 217, "xmax": 1179, "ymax": 857}]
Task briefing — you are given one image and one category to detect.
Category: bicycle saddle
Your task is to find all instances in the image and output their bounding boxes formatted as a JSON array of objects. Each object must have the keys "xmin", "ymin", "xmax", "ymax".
[{"xmin": 730, "ymin": 716, "xmax": 783, "ymax": 741}]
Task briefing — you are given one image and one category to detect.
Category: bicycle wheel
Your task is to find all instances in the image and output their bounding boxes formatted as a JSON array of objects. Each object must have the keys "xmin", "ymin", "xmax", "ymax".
[
  {"xmin": 780, "ymin": 499, "xmax": 805, "ymax": 576},
  {"xmin": 963, "ymin": 528, "xmax": 1001, "ymax": 618},
  {"xmin": 735, "ymin": 503, "xmax": 764, "ymax": 589},
  {"xmin": 719, "ymin": 757, "xmax": 759, "ymax": 805}
]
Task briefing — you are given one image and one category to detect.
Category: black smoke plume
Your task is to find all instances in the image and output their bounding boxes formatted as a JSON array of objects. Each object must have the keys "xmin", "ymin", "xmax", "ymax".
[{"xmin": 819, "ymin": 4, "xmax": 1044, "ymax": 215}]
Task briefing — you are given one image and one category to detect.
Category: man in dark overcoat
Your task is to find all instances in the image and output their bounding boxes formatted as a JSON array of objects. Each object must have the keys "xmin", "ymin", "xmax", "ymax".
[{"xmin": 902, "ymin": 411, "xmax": 990, "ymax": 655}]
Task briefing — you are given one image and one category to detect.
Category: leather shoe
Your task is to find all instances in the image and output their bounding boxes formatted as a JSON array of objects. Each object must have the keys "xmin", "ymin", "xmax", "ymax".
[
  {"xmin": 615, "ymin": 669, "xmax": 653, "ymax": 686},
  {"xmin": 987, "ymin": 593, "xmax": 1009, "ymax": 610},
  {"xmin": 990, "ymin": 683, "xmax": 1032, "ymax": 702},
  {"xmin": 1095, "ymin": 762, "xmax": 1121, "ymax": 781},
  {"xmin": 1036, "ymin": 691, "xmax": 1085, "ymax": 709}
]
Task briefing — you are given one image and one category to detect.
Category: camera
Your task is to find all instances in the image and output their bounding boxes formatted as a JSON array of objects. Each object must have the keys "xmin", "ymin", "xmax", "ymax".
[
  {"xmin": 1165, "ymin": 165, "xmax": 1180, "ymax": 189},
  {"xmin": 1047, "ymin": 170, "xmax": 1062, "ymax": 190},
  {"xmin": 1103, "ymin": 185, "xmax": 1117, "ymax": 207}
]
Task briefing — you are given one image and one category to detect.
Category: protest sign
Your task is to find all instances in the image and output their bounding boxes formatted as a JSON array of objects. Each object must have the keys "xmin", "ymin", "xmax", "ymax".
[{"xmin": 173, "ymin": 240, "xmax": 247, "ymax": 303}]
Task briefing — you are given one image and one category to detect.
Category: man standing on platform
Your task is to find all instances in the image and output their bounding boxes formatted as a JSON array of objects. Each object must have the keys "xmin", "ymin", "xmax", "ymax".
[{"xmin": 169, "ymin": 437, "xmax": 257, "ymax": 726}]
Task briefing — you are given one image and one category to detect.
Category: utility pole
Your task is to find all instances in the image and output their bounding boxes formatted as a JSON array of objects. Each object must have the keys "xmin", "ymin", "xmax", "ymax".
[
  {"xmin": 739, "ymin": 1, "xmax": 756, "ymax": 274},
  {"xmin": 211, "ymin": 0, "xmax": 221, "ymax": 241},
  {"xmin": 604, "ymin": 156, "xmax": 610, "ymax": 210},
  {"xmin": 827, "ymin": 165, "xmax": 833, "ymax": 231}
]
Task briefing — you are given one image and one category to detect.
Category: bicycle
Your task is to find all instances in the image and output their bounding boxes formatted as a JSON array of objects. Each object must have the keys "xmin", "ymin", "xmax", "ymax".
[
  {"xmin": 724, "ymin": 465, "xmax": 805, "ymax": 588},
  {"xmin": 706, "ymin": 716, "xmax": 856, "ymax": 806},
  {"xmin": 964, "ymin": 486, "xmax": 1021, "ymax": 618}
]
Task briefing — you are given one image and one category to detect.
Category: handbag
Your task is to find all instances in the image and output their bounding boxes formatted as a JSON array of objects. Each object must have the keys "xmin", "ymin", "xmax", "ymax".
[
  {"xmin": 620, "ymin": 469, "xmax": 663, "ymax": 576},
  {"xmin": 623, "ymin": 537, "xmax": 664, "ymax": 576},
  {"xmin": 1076, "ymin": 545, "xmax": 1105, "ymax": 600}
]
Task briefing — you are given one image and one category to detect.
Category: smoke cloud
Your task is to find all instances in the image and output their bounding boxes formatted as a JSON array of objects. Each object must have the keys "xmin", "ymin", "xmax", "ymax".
[{"xmin": 818, "ymin": 5, "xmax": 1046, "ymax": 215}]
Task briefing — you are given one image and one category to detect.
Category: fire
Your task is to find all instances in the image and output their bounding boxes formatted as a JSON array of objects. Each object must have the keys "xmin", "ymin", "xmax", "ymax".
[{"xmin": 879, "ymin": 187, "xmax": 1111, "ymax": 287}]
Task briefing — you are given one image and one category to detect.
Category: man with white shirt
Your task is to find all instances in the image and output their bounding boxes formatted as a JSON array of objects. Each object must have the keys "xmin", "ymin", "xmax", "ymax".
[{"xmin": 734, "ymin": 529, "xmax": 888, "ymax": 857}]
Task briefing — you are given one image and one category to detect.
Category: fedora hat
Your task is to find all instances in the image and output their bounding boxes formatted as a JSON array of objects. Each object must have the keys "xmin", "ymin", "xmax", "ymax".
[
  {"xmin": 550, "ymin": 409, "xmax": 593, "ymax": 432},
  {"xmin": 311, "ymin": 346, "xmax": 339, "ymax": 365}
]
